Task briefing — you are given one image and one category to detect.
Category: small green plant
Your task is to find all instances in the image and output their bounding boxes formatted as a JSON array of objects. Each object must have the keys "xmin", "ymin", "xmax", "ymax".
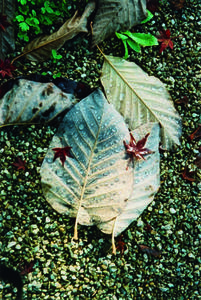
[
  {"xmin": 51, "ymin": 49, "xmax": 63, "ymax": 63},
  {"xmin": 15, "ymin": 0, "xmax": 71, "ymax": 41},
  {"xmin": 116, "ymin": 10, "xmax": 158, "ymax": 59}
]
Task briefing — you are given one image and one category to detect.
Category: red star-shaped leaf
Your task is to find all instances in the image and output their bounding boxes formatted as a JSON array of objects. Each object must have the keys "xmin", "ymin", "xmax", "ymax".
[
  {"xmin": 0, "ymin": 59, "xmax": 16, "ymax": 78},
  {"xmin": 181, "ymin": 167, "xmax": 196, "ymax": 182},
  {"xmin": 156, "ymin": 29, "xmax": 174, "ymax": 53},
  {"xmin": 123, "ymin": 132, "xmax": 153, "ymax": 169},
  {"xmin": 0, "ymin": 14, "xmax": 11, "ymax": 31},
  {"xmin": 188, "ymin": 124, "xmax": 201, "ymax": 141},
  {"xmin": 52, "ymin": 146, "xmax": 72, "ymax": 166},
  {"xmin": 20, "ymin": 261, "xmax": 35, "ymax": 275},
  {"xmin": 12, "ymin": 157, "xmax": 26, "ymax": 170},
  {"xmin": 116, "ymin": 235, "xmax": 126, "ymax": 255}
]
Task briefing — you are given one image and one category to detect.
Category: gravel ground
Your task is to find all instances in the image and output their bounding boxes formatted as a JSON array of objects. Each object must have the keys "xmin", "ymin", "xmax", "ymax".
[{"xmin": 0, "ymin": 0, "xmax": 201, "ymax": 299}]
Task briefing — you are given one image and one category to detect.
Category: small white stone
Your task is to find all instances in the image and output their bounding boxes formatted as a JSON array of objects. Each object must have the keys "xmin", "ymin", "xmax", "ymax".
[{"xmin": 170, "ymin": 207, "xmax": 176, "ymax": 214}]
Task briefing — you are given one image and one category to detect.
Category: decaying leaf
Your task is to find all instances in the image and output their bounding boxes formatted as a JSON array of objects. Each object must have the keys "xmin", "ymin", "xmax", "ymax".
[
  {"xmin": 139, "ymin": 244, "xmax": 161, "ymax": 257},
  {"xmin": 181, "ymin": 167, "xmax": 196, "ymax": 182},
  {"xmin": 98, "ymin": 122, "xmax": 160, "ymax": 244},
  {"xmin": 0, "ymin": 13, "xmax": 11, "ymax": 31},
  {"xmin": 146, "ymin": 0, "xmax": 160, "ymax": 12},
  {"xmin": 0, "ymin": 79, "xmax": 77, "ymax": 126},
  {"xmin": 195, "ymin": 153, "xmax": 201, "ymax": 169},
  {"xmin": 0, "ymin": 0, "xmax": 15, "ymax": 60},
  {"xmin": 188, "ymin": 124, "xmax": 201, "ymax": 141},
  {"xmin": 12, "ymin": 157, "xmax": 26, "ymax": 170},
  {"xmin": 92, "ymin": 0, "xmax": 147, "ymax": 46},
  {"xmin": 0, "ymin": 58, "xmax": 16, "ymax": 78},
  {"xmin": 101, "ymin": 55, "xmax": 182, "ymax": 150},
  {"xmin": 40, "ymin": 89, "xmax": 133, "ymax": 240},
  {"xmin": 12, "ymin": 2, "xmax": 95, "ymax": 62}
]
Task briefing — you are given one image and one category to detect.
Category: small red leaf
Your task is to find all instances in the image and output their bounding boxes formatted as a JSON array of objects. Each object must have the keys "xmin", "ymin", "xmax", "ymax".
[
  {"xmin": 175, "ymin": 96, "xmax": 189, "ymax": 105},
  {"xmin": 0, "ymin": 59, "xmax": 16, "ymax": 78},
  {"xmin": 156, "ymin": 29, "xmax": 183, "ymax": 54},
  {"xmin": 181, "ymin": 167, "xmax": 196, "ymax": 182},
  {"xmin": 116, "ymin": 235, "xmax": 126, "ymax": 255},
  {"xmin": 169, "ymin": 0, "xmax": 186, "ymax": 10},
  {"xmin": 144, "ymin": 223, "xmax": 152, "ymax": 233},
  {"xmin": 195, "ymin": 154, "xmax": 201, "ymax": 169},
  {"xmin": 52, "ymin": 146, "xmax": 72, "ymax": 166},
  {"xmin": 139, "ymin": 244, "xmax": 161, "ymax": 257},
  {"xmin": 12, "ymin": 157, "xmax": 26, "ymax": 170},
  {"xmin": 124, "ymin": 132, "xmax": 153, "ymax": 169},
  {"xmin": 156, "ymin": 29, "xmax": 174, "ymax": 53},
  {"xmin": 20, "ymin": 261, "xmax": 35, "ymax": 275},
  {"xmin": 146, "ymin": 0, "xmax": 159, "ymax": 12},
  {"xmin": 188, "ymin": 125, "xmax": 201, "ymax": 141},
  {"xmin": 0, "ymin": 14, "xmax": 11, "ymax": 31}
]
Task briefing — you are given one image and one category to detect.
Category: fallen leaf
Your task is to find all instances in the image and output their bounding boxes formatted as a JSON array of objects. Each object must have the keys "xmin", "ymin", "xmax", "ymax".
[
  {"xmin": 156, "ymin": 29, "xmax": 174, "ymax": 53},
  {"xmin": 146, "ymin": 0, "xmax": 159, "ymax": 12},
  {"xmin": 181, "ymin": 167, "xmax": 196, "ymax": 182},
  {"xmin": 169, "ymin": 0, "xmax": 186, "ymax": 10},
  {"xmin": 101, "ymin": 55, "xmax": 182, "ymax": 149},
  {"xmin": 188, "ymin": 124, "xmax": 201, "ymax": 141},
  {"xmin": 92, "ymin": 0, "xmax": 147, "ymax": 46},
  {"xmin": 144, "ymin": 223, "xmax": 152, "ymax": 233},
  {"xmin": 12, "ymin": 157, "xmax": 26, "ymax": 170},
  {"xmin": 0, "ymin": 79, "xmax": 77, "ymax": 126},
  {"xmin": 52, "ymin": 146, "xmax": 72, "ymax": 167},
  {"xmin": 139, "ymin": 244, "xmax": 161, "ymax": 257},
  {"xmin": 195, "ymin": 154, "xmax": 201, "ymax": 169},
  {"xmin": 98, "ymin": 122, "xmax": 160, "ymax": 241},
  {"xmin": 12, "ymin": 2, "xmax": 95, "ymax": 62},
  {"xmin": 20, "ymin": 261, "xmax": 35, "ymax": 275},
  {"xmin": 0, "ymin": 59, "xmax": 16, "ymax": 78},
  {"xmin": 0, "ymin": 0, "xmax": 15, "ymax": 60},
  {"xmin": 116, "ymin": 235, "xmax": 126, "ymax": 255},
  {"xmin": 124, "ymin": 132, "xmax": 153, "ymax": 168},
  {"xmin": 40, "ymin": 89, "xmax": 133, "ymax": 240},
  {"xmin": 0, "ymin": 14, "xmax": 11, "ymax": 31},
  {"xmin": 175, "ymin": 96, "xmax": 189, "ymax": 105}
]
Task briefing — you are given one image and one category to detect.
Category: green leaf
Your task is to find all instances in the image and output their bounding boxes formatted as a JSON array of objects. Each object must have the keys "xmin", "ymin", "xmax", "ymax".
[
  {"xmin": 32, "ymin": 10, "xmax": 37, "ymax": 17},
  {"xmin": 18, "ymin": 0, "xmax": 27, "ymax": 4},
  {"xmin": 127, "ymin": 39, "xmax": 141, "ymax": 53},
  {"xmin": 124, "ymin": 32, "xmax": 158, "ymax": 47},
  {"xmin": 141, "ymin": 9, "xmax": 153, "ymax": 24},
  {"xmin": 16, "ymin": 15, "xmax": 24, "ymax": 22},
  {"xmin": 115, "ymin": 32, "xmax": 128, "ymax": 41},
  {"xmin": 122, "ymin": 40, "xmax": 129, "ymax": 59},
  {"xmin": 52, "ymin": 49, "xmax": 62, "ymax": 60},
  {"xmin": 19, "ymin": 22, "xmax": 29, "ymax": 31}
]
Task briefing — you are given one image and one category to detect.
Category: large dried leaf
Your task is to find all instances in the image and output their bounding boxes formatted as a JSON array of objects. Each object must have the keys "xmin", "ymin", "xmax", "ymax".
[
  {"xmin": 13, "ymin": 2, "xmax": 95, "ymax": 62},
  {"xmin": 101, "ymin": 55, "xmax": 182, "ymax": 149},
  {"xmin": 40, "ymin": 90, "xmax": 133, "ymax": 239},
  {"xmin": 92, "ymin": 0, "xmax": 147, "ymax": 46},
  {"xmin": 0, "ymin": 0, "xmax": 15, "ymax": 60},
  {"xmin": 0, "ymin": 79, "xmax": 76, "ymax": 125},
  {"xmin": 98, "ymin": 122, "xmax": 160, "ymax": 237}
]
